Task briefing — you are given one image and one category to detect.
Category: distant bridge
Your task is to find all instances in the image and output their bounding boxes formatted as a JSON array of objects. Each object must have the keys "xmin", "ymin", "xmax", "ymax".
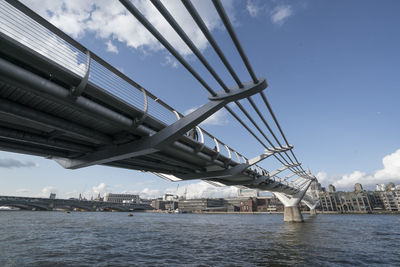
[
  {"xmin": 0, "ymin": 196, "xmax": 151, "ymax": 211},
  {"xmin": 0, "ymin": 0, "xmax": 318, "ymax": 221}
]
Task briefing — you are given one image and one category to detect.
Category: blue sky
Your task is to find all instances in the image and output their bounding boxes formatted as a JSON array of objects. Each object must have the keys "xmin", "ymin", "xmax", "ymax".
[{"xmin": 1, "ymin": 0, "xmax": 400, "ymax": 198}]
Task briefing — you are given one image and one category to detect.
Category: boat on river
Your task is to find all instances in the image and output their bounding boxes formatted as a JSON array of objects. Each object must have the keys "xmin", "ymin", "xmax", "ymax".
[{"xmin": 0, "ymin": 206, "xmax": 20, "ymax": 211}]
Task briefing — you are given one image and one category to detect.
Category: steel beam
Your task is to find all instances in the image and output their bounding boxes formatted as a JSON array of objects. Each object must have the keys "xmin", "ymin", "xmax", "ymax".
[
  {"xmin": 251, "ymin": 165, "xmax": 289, "ymax": 185},
  {"xmin": 0, "ymin": 58, "xmax": 134, "ymax": 130},
  {"xmin": 55, "ymin": 99, "xmax": 225, "ymax": 169},
  {"xmin": 0, "ymin": 1, "xmax": 320, "ymax": 204},
  {"xmin": 269, "ymin": 165, "xmax": 290, "ymax": 177},
  {"xmin": 285, "ymin": 173, "xmax": 296, "ymax": 179},
  {"xmin": 56, "ymin": 78, "xmax": 267, "ymax": 169},
  {"xmin": 0, "ymin": 139, "xmax": 69, "ymax": 158},
  {"xmin": 104, "ymin": 161, "xmax": 177, "ymax": 174},
  {"xmin": 0, "ymin": 57, "xmax": 231, "ymax": 169},
  {"xmin": 0, "ymin": 98, "xmax": 111, "ymax": 144},
  {"xmin": 146, "ymin": 153, "xmax": 201, "ymax": 172},
  {"xmin": 247, "ymin": 146, "xmax": 292, "ymax": 166},
  {"xmin": 175, "ymin": 164, "xmax": 249, "ymax": 180},
  {"xmin": 0, "ymin": 126, "xmax": 93, "ymax": 153}
]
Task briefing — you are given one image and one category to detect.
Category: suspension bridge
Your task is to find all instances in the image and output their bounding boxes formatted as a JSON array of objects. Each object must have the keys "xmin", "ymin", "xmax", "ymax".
[{"xmin": 0, "ymin": 0, "xmax": 319, "ymax": 222}]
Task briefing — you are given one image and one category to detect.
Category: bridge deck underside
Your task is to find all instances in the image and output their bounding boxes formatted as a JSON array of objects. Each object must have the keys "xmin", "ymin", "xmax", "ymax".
[
  {"xmin": 0, "ymin": 46, "xmax": 257, "ymax": 183},
  {"xmin": 0, "ymin": 79, "xmax": 224, "ymax": 175},
  {"xmin": 0, "ymin": 0, "xmax": 311, "ymax": 196},
  {"xmin": 0, "ymin": 53, "xmax": 297, "ymax": 194},
  {"xmin": 1, "ymin": 33, "xmax": 307, "ymax": 197},
  {"xmin": 0, "ymin": 1, "xmax": 319, "ymax": 210}
]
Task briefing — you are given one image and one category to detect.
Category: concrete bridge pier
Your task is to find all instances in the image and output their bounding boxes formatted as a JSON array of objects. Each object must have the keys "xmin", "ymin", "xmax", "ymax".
[
  {"xmin": 310, "ymin": 208, "xmax": 317, "ymax": 216},
  {"xmin": 275, "ymin": 193, "xmax": 304, "ymax": 223},
  {"xmin": 275, "ymin": 179, "xmax": 314, "ymax": 222},
  {"xmin": 284, "ymin": 205, "xmax": 304, "ymax": 222}
]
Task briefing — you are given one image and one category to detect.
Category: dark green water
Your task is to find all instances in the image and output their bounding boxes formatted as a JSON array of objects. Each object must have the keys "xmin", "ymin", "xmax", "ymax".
[{"xmin": 0, "ymin": 212, "xmax": 399, "ymax": 266}]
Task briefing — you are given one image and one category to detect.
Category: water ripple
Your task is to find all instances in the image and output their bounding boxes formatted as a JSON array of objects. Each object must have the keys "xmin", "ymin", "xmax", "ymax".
[{"xmin": 0, "ymin": 212, "xmax": 399, "ymax": 266}]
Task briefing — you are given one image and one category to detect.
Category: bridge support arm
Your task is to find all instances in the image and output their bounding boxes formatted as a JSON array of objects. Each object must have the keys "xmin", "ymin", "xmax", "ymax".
[
  {"xmin": 274, "ymin": 179, "xmax": 314, "ymax": 222},
  {"xmin": 175, "ymin": 164, "xmax": 250, "ymax": 180},
  {"xmin": 252, "ymin": 165, "xmax": 290, "ymax": 185},
  {"xmin": 56, "ymin": 79, "xmax": 267, "ymax": 169},
  {"xmin": 270, "ymin": 165, "xmax": 290, "ymax": 177},
  {"xmin": 180, "ymin": 146, "xmax": 294, "ymax": 181},
  {"xmin": 247, "ymin": 145, "xmax": 293, "ymax": 166}
]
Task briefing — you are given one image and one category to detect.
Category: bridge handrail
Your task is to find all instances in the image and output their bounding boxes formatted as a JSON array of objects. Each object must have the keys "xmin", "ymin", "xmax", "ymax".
[
  {"xmin": 0, "ymin": 1, "xmax": 316, "ymax": 192},
  {"xmin": 0, "ymin": 0, "xmax": 249, "ymax": 166}
]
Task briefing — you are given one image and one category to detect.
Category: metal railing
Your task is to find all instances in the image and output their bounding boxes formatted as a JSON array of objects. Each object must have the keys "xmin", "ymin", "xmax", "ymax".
[
  {"xmin": 0, "ymin": 0, "xmax": 250, "ymax": 169},
  {"xmin": 0, "ymin": 0, "xmax": 318, "ymax": 190}
]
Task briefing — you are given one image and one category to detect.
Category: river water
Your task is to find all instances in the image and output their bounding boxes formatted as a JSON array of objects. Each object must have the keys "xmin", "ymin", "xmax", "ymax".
[{"xmin": 0, "ymin": 211, "xmax": 399, "ymax": 266}]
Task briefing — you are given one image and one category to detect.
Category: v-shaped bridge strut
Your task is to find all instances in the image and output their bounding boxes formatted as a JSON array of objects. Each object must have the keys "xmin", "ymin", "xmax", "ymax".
[{"xmin": 56, "ymin": 79, "xmax": 267, "ymax": 169}]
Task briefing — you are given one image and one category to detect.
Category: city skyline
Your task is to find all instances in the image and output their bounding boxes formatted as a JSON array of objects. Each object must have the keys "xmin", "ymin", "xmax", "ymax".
[{"xmin": 1, "ymin": 0, "xmax": 400, "ymax": 199}]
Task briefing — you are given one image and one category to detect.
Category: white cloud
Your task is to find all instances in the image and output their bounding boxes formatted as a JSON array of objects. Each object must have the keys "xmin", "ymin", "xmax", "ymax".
[
  {"xmin": 0, "ymin": 158, "xmax": 38, "ymax": 168},
  {"xmin": 316, "ymin": 171, "xmax": 333, "ymax": 185},
  {"xmin": 16, "ymin": 188, "xmax": 30, "ymax": 194},
  {"xmin": 166, "ymin": 181, "xmax": 238, "ymax": 199},
  {"xmin": 270, "ymin": 5, "xmax": 293, "ymax": 25},
  {"xmin": 184, "ymin": 107, "xmax": 229, "ymax": 126},
  {"xmin": 65, "ymin": 190, "xmax": 79, "ymax": 199},
  {"xmin": 20, "ymin": 0, "xmax": 235, "ymax": 57},
  {"xmin": 92, "ymin": 182, "xmax": 108, "ymax": 195},
  {"xmin": 79, "ymin": 181, "xmax": 238, "ymax": 200},
  {"xmin": 36, "ymin": 186, "xmax": 57, "ymax": 198},
  {"xmin": 375, "ymin": 149, "xmax": 400, "ymax": 180},
  {"xmin": 27, "ymin": 0, "xmax": 93, "ymax": 38},
  {"xmin": 116, "ymin": 187, "xmax": 162, "ymax": 199},
  {"xmin": 163, "ymin": 55, "xmax": 178, "ymax": 68},
  {"xmin": 138, "ymin": 188, "xmax": 163, "ymax": 199},
  {"xmin": 204, "ymin": 109, "xmax": 229, "ymax": 125},
  {"xmin": 66, "ymin": 182, "xmax": 109, "ymax": 199},
  {"xmin": 334, "ymin": 171, "xmax": 370, "ymax": 189},
  {"xmin": 246, "ymin": 0, "xmax": 261, "ymax": 17},
  {"xmin": 318, "ymin": 149, "xmax": 400, "ymax": 190},
  {"xmin": 1, "ymin": 1, "xmax": 86, "ymax": 76},
  {"xmin": 106, "ymin": 40, "xmax": 119, "ymax": 54}
]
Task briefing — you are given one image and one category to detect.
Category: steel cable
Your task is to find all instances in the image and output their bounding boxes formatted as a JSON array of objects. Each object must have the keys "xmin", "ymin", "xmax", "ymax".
[
  {"xmin": 119, "ymin": 0, "xmax": 310, "ymax": 182},
  {"xmin": 150, "ymin": 0, "xmax": 302, "ymax": 174},
  {"xmin": 180, "ymin": 0, "xmax": 304, "ymax": 174}
]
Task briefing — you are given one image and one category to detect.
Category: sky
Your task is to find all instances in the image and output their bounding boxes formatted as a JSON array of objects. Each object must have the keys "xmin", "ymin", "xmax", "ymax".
[{"xmin": 1, "ymin": 0, "xmax": 400, "ymax": 199}]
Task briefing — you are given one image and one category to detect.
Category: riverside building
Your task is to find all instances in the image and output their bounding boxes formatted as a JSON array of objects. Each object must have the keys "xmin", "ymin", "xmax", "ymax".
[
  {"xmin": 317, "ymin": 182, "xmax": 400, "ymax": 213},
  {"xmin": 318, "ymin": 183, "xmax": 373, "ymax": 212},
  {"xmin": 375, "ymin": 184, "xmax": 400, "ymax": 211},
  {"xmin": 103, "ymin": 193, "xmax": 140, "ymax": 204},
  {"xmin": 150, "ymin": 182, "xmax": 399, "ymax": 213}
]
